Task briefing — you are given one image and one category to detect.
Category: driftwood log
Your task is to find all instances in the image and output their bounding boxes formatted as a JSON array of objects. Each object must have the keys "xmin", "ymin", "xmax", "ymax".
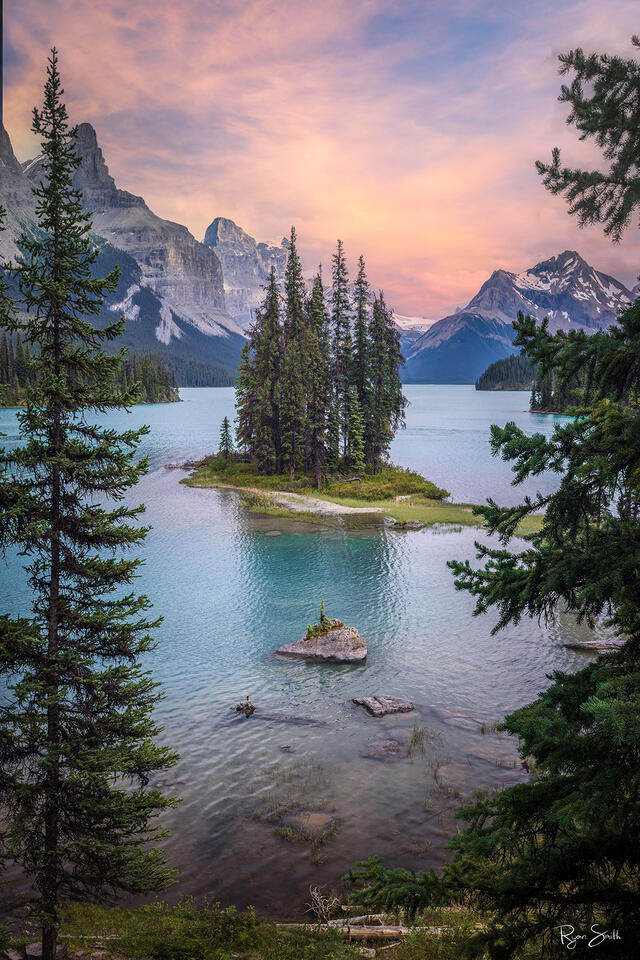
[{"xmin": 277, "ymin": 922, "xmax": 451, "ymax": 940}]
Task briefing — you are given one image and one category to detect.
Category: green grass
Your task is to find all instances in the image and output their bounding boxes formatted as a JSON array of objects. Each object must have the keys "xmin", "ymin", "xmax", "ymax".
[
  {"xmin": 55, "ymin": 900, "xmax": 358, "ymax": 960},
  {"xmin": 37, "ymin": 899, "xmax": 485, "ymax": 960},
  {"xmin": 182, "ymin": 456, "xmax": 544, "ymax": 536},
  {"xmin": 184, "ymin": 459, "xmax": 449, "ymax": 501}
]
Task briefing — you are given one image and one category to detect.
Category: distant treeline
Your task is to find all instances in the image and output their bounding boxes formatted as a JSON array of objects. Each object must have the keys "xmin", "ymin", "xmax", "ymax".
[
  {"xmin": 161, "ymin": 354, "xmax": 236, "ymax": 388},
  {"xmin": 1, "ymin": 333, "xmax": 179, "ymax": 406},
  {"xmin": 475, "ymin": 353, "xmax": 536, "ymax": 391},
  {"xmin": 475, "ymin": 349, "xmax": 584, "ymax": 413}
]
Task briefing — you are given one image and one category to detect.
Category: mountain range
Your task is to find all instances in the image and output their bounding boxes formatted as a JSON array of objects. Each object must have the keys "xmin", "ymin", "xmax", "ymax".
[
  {"xmin": 1, "ymin": 122, "xmax": 245, "ymax": 384},
  {"xmin": 402, "ymin": 251, "xmax": 638, "ymax": 383},
  {"xmin": 1, "ymin": 120, "xmax": 637, "ymax": 386}
]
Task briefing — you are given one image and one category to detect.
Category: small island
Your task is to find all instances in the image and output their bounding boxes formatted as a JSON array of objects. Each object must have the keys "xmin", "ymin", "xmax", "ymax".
[{"xmin": 275, "ymin": 603, "xmax": 367, "ymax": 662}]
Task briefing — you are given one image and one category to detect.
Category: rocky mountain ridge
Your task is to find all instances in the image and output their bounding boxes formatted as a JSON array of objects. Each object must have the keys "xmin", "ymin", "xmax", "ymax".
[
  {"xmin": 204, "ymin": 216, "xmax": 288, "ymax": 329},
  {"xmin": 2, "ymin": 122, "xmax": 245, "ymax": 383},
  {"xmin": 403, "ymin": 250, "xmax": 637, "ymax": 384}
]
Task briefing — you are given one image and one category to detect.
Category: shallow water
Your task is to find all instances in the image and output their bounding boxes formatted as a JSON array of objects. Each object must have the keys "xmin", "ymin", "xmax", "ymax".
[{"xmin": 0, "ymin": 386, "xmax": 598, "ymax": 916}]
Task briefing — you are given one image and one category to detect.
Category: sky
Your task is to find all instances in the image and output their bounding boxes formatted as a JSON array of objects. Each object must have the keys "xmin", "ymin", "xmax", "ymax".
[{"xmin": 4, "ymin": 0, "xmax": 640, "ymax": 317}]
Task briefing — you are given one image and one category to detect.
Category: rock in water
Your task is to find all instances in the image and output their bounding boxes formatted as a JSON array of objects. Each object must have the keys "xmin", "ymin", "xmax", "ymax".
[
  {"xmin": 353, "ymin": 696, "xmax": 414, "ymax": 717},
  {"xmin": 365, "ymin": 738, "xmax": 401, "ymax": 760},
  {"xmin": 236, "ymin": 695, "xmax": 255, "ymax": 716},
  {"xmin": 275, "ymin": 621, "xmax": 366, "ymax": 663}
]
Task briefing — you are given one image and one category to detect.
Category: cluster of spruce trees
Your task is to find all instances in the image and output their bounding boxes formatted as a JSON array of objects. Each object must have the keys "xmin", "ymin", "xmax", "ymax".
[
  {"xmin": 235, "ymin": 230, "xmax": 406, "ymax": 485},
  {"xmin": 529, "ymin": 344, "xmax": 582, "ymax": 412},
  {"xmin": 0, "ymin": 332, "xmax": 178, "ymax": 406},
  {"xmin": 116, "ymin": 352, "xmax": 178, "ymax": 404}
]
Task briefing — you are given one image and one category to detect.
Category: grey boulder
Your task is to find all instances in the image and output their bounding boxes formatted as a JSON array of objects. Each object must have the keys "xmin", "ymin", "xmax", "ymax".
[
  {"xmin": 275, "ymin": 625, "xmax": 366, "ymax": 663},
  {"xmin": 353, "ymin": 696, "xmax": 414, "ymax": 717}
]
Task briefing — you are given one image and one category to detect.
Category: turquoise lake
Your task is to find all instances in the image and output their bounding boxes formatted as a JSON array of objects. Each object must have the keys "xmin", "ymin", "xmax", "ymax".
[{"xmin": 0, "ymin": 385, "xmax": 601, "ymax": 916}]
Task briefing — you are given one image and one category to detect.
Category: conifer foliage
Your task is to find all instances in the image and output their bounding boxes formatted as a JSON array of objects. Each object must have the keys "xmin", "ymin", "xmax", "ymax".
[
  {"xmin": 0, "ymin": 334, "xmax": 178, "ymax": 407},
  {"xmin": 235, "ymin": 230, "xmax": 406, "ymax": 484},
  {"xmin": 348, "ymin": 36, "xmax": 640, "ymax": 959},
  {"xmin": 0, "ymin": 52, "xmax": 177, "ymax": 960}
]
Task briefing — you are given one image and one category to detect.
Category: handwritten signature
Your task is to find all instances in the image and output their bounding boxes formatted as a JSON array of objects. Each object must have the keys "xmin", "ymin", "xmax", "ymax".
[{"xmin": 555, "ymin": 925, "xmax": 622, "ymax": 949}]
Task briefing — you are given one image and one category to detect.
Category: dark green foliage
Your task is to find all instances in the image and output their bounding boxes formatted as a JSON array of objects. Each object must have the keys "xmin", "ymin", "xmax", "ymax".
[
  {"xmin": 59, "ymin": 899, "xmax": 357, "ymax": 960},
  {"xmin": 280, "ymin": 229, "xmax": 310, "ymax": 478},
  {"xmin": 346, "ymin": 386, "xmax": 365, "ymax": 473},
  {"xmin": 156, "ymin": 354, "xmax": 235, "ymax": 388},
  {"xmin": 0, "ymin": 51, "xmax": 177, "ymax": 960},
  {"xmin": 306, "ymin": 272, "xmax": 330, "ymax": 487},
  {"xmin": 367, "ymin": 293, "xmax": 407, "ymax": 471},
  {"xmin": 234, "ymin": 234, "xmax": 406, "ymax": 482},
  {"xmin": 475, "ymin": 352, "xmax": 536, "ymax": 391},
  {"xmin": 331, "ymin": 239, "xmax": 353, "ymax": 456},
  {"xmin": 349, "ymin": 36, "xmax": 640, "ymax": 959},
  {"xmin": 348, "ymin": 644, "xmax": 640, "ymax": 959},
  {"xmin": 352, "ymin": 255, "xmax": 371, "ymax": 436},
  {"xmin": 235, "ymin": 341, "xmax": 257, "ymax": 456},
  {"xmin": 536, "ymin": 36, "xmax": 640, "ymax": 242},
  {"xmin": 0, "ymin": 333, "xmax": 179, "ymax": 406},
  {"xmin": 218, "ymin": 417, "xmax": 234, "ymax": 459}
]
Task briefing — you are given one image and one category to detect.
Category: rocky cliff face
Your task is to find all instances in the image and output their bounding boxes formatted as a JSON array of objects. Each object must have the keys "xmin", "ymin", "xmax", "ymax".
[
  {"xmin": 23, "ymin": 123, "xmax": 244, "ymax": 345},
  {"xmin": 0, "ymin": 124, "xmax": 38, "ymax": 261},
  {"xmin": 404, "ymin": 250, "xmax": 636, "ymax": 384},
  {"xmin": 204, "ymin": 216, "xmax": 288, "ymax": 328}
]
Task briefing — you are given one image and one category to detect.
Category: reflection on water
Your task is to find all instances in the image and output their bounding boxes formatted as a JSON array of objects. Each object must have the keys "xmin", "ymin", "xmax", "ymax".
[{"xmin": 0, "ymin": 387, "xmax": 595, "ymax": 917}]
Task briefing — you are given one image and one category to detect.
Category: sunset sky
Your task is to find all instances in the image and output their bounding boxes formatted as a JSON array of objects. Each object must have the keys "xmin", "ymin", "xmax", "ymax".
[{"xmin": 4, "ymin": 0, "xmax": 640, "ymax": 317}]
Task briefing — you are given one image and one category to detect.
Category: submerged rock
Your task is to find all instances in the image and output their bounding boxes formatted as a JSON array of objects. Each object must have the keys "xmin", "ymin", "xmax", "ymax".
[
  {"xmin": 353, "ymin": 696, "xmax": 415, "ymax": 717},
  {"xmin": 391, "ymin": 519, "xmax": 425, "ymax": 530},
  {"xmin": 275, "ymin": 621, "xmax": 367, "ymax": 663},
  {"xmin": 281, "ymin": 810, "xmax": 336, "ymax": 840},
  {"xmin": 365, "ymin": 738, "xmax": 401, "ymax": 760}
]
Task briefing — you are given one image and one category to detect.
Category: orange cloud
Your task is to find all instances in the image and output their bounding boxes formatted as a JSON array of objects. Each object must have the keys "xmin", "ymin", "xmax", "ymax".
[{"xmin": 5, "ymin": 0, "xmax": 640, "ymax": 316}]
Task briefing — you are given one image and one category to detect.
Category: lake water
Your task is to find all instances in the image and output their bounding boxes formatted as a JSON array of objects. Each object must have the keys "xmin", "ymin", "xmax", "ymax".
[{"xmin": 0, "ymin": 385, "xmax": 600, "ymax": 916}]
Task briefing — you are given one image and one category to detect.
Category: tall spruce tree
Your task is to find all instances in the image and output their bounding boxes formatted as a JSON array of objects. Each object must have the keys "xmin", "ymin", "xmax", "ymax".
[
  {"xmin": 0, "ymin": 52, "xmax": 177, "ymax": 960},
  {"xmin": 352, "ymin": 255, "xmax": 372, "ymax": 456},
  {"xmin": 330, "ymin": 239, "xmax": 353, "ymax": 457},
  {"xmin": 367, "ymin": 293, "xmax": 406, "ymax": 471},
  {"xmin": 218, "ymin": 416, "xmax": 234, "ymax": 460},
  {"xmin": 348, "ymin": 36, "xmax": 640, "ymax": 959},
  {"xmin": 252, "ymin": 268, "xmax": 282, "ymax": 473},
  {"xmin": 306, "ymin": 272, "xmax": 330, "ymax": 486},
  {"xmin": 346, "ymin": 386, "xmax": 365, "ymax": 473},
  {"xmin": 280, "ymin": 228, "xmax": 309, "ymax": 478},
  {"xmin": 235, "ymin": 343, "xmax": 257, "ymax": 455}
]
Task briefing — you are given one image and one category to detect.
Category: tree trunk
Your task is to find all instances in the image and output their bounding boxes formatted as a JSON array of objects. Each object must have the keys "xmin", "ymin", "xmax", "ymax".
[{"xmin": 42, "ymin": 289, "xmax": 62, "ymax": 960}]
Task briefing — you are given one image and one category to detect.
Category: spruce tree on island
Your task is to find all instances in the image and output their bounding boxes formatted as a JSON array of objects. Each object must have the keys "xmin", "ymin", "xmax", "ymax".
[
  {"xmin": 234, "ymin": 340, "xmax": 256, "ymax": 455},
  {"xmin": 306, "ymin": 271, "xmax": 330, "ymax": 486},
  {"xmin": 330, "ymin": 239, "xmax": 353, "ymax": 457},
  {"xmin": 280, "ymin": 228, "xmax": 309, "ymax": 478},
  {"xmin": 346, "ymin": 386, "xmax": 366, "ymax": 473},
  {"xmin": 352, "ymin": 254, "xmax": 372, "ymax": 448},
  {"xmin": 0, "ymin": 52, "xmax": 178, "ymax": 960},
  {"xmin": 219, "ymin": 416, "xmax": 234, "ymax": 460},
  {"xmin": 367, "ymin": 293, "xmax": 406, "ymax": 471},
  {"xmin": 252, "ymin": 268, "xmax": 282, "ymax": 473}
]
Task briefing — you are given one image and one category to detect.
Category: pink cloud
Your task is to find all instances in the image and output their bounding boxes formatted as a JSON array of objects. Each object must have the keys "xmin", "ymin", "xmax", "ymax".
[{"xmin": 4, "ymin": 0, "xmax": 640, "ymax": 316}]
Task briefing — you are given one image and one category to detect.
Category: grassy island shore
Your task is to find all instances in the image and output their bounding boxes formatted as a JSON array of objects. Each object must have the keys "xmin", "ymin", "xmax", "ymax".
[{"xmin": 182, "ymin": 457, "xmax": 543, "ymax": 535}]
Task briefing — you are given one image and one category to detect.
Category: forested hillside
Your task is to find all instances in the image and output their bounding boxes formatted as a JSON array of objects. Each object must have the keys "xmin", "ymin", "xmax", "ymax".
[
  {"xmin": 1, "ymin": 334, "xmax": 179, "ymax": 406},
  {"xmin": 475, "ymin": 353, "xmax": 535, "ymax": 390}
]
